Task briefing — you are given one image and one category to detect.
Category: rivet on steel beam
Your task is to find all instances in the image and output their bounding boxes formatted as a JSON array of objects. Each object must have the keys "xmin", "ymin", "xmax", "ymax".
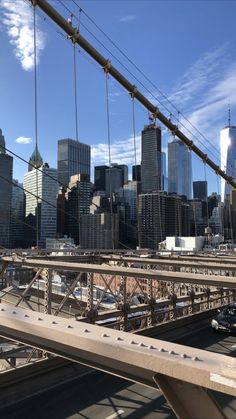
[
  {"xmin": 181, "ymin": 353, "xmax": 187, "ymax": 358},
  {"xmin": 52, "ymin": 321, "xmax": 57, "ymax": 324},
  {"xmin": 67, "ymin": 325, "xmax": 73, "ymax": 329},
  {"xmin": 149, "ymin": 345, "xmax": 156, "ymax": 350},
  {"xmin": 0, "ymin": 308, "xmax": 4, "ymax": 311},
  {"xmin": 169, "ymin": 350, "xmax": 176, "ymax": 355},
  {"xmin": 102, "ymin": 333, "xmax": 109, "ymax": 338},
  {"xmin": 192, "ymin": 356, "xmax": 201, "ymax": 361},
  {"xmin": 139, "ymin": 342, "xmax": 147, "ymax": 347},
  {"xmin": 38, "ymin": 317, "xmax": 43, "ymax": 321},
  {"xmin": 129, "ymin": 340, "xmax": 137, "ymax": 345},
  {"xmin": 12, "ymin": 311, "xmax": 16, "ymax": 314},
  {"xmin": 83, "ymin": 328, "xmax": 90, "ymax": 333},
  {"xmin": 116, "ymin": 337, "xmax": 123, "ymax": 341},
  {"xmin": 24, "ymin": 314, "xmax": 29, "ymax": 317},
  {"xmin": 159, "ymin": 348, "xmax": 165, "ymax": 352}
]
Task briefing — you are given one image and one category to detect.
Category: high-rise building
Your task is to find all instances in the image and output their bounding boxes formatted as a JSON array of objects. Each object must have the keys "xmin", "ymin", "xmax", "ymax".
[
  {"xmin": 141, "ymin": 124, "xmax": 162, "ymax": 193},
  {"xmin": 0, "ymin": 129, "xmax": 13, "ymax": 248},
  {"xmin": 193, "ymin": 181, "xmax": 207, "ymax": 200},
  {"xmin": 168, "ymin": 137, "xmax": 192, "ymax": 199},
  {"xmin": 132, "ymin": 164, "xmax": 141, "ymax": 182},
  {"xmin": 24, "ymin": 163, "xmax": 58, "ymax": 247},
  {"xmin": 220, "ymin": 110, "xmax": 236, "ymax": 201},
  {"xmin": 123, "ymin": 181, "xmax": 141, "ymax": 223},
  {"xmin": 65, "ymin": 174, "xmax": 92, "ymax": 244},
  {"xmin": 10, "ymin": 179, "xmax": 24, "ymax": 247},
  {"xmin": 161, "ymin": 152, "xmax": 168, "ymax": 191},
  {"xmin": 57, "ymin": 139, "xmax": 90, "ymax": 188},
  {"xmin": 28, "ymin": 144, "xmax": 43, "ymax": 172},
  {"xmin": 138, "ymin": 192, "xmax": 190, "ymax": 249},
  {"xmin": 94, "ymin": 165, "xmax": 109, "ymax": 191},
  {"xmin": 80, "ymin": 213, "xmax": 119, "ymax": 249},
  {"xmin": 105, "ymin": 165, "xmax": 123, "ymax": 195}
]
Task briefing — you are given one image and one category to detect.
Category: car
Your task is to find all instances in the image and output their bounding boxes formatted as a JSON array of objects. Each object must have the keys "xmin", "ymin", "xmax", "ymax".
[{"xmin": 211, "ymin": 304, "xmax": 236, "ymax": 333}]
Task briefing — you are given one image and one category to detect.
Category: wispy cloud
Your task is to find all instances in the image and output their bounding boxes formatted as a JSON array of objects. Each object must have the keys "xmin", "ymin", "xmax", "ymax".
[
  {"xmin": 1, "ymin": 0, "xmax": 46, "ymax": 71},
  {"xmin": 93, "ymin": 44, "xmax": 236, "ymax": 174},
  {"xmin": 92, "ymin": 135, "xmax": 141, "ymax": 166},
  {"xmin": 120, "ymin": 15, "xmax": 136, "ymax": 23},
  {"xmin": 161, "ymin": 44, "xmax": 236, "ymax": 154},
  {"xmin": 16, "ymin": 136, "xmax": 32, "ymax": 144}
]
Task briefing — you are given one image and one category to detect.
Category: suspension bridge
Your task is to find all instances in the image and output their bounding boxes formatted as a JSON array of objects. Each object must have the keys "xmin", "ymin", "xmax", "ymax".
[{"xmin": 0, "ymin": 0, "xmax": 236, "ymax": 418}]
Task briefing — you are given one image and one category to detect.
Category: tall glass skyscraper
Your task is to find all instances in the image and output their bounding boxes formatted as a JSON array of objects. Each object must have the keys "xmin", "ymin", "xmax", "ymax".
[
  {"xmin": 0, "ymin": 129, "xmax": 13, "ymax": 248},
  {"xmin": 168, "ymin": 137, "xmax": 192, "ymax": 199},
  {"xmin": 141, "ymin": 124, "xmax": 162, "ymax": 193},
  {"xmin": 220, "ymin": 114, "xmax": 236, "ymax": 201},
  {"xmin": 24, "ymin": 163, "xmax": 58, "ymax": 247},
  {"xmin": 57, "ymin": 139, "xmax": 90, "ymax": 188}
]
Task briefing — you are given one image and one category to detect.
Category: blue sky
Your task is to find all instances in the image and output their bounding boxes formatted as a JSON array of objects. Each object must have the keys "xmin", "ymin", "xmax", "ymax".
[{"xmin": 0, "ymin": 0, "xmax": 236, "ymax": 195}]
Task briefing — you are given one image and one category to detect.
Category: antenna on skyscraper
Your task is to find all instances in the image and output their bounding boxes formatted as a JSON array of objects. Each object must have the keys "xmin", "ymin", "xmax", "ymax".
[{"xmin": 228, "ymin": 101, "xmax": 231, "ymax": 127}]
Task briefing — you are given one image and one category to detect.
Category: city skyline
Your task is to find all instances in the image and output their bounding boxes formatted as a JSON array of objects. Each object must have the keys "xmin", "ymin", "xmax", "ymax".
[{"xmin": 0, "ymin": 1, "xmax": 235, "ymax": 194}]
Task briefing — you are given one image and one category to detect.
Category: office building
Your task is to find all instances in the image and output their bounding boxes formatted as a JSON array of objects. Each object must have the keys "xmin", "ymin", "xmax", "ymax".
[
  {"xmin": 65, "ymin": 174, "xmax": 92, "ymax": 244},
  {"xmin": 141, "ymin": 124, "xmax": 162, "ymax": 193},
  {"xmin": 94, "ymin": 165, "xmax": 109, "ymax": 191},
  {"xmin": 132, "ymin": 164, "xmax": 141, "ymax": 182},
  {"xmin": 10, "ymin": 179, "xmax": 24, "ymax": 247},
  {"xmin": 57, "ymin": 138, "xmax": 90, "ymax": 188},
  {"xmin": 168, "ymin": 137, "xmax": 192, "ymax": 199},
  {"xmin": 0, "ymin": 129, "xmax": 13, "ymax": 248},
  {"xmin": 162, "ymin": 152, "xmax": 168, "ymax": 191},
  {"xmin": 138, "ymin": 192, "xmax": 190, "ymax": 249},
  {"xmin": 123, "ymin": 180, "xmax": 141, "ymax": 223},
  {"xmin": 28, "ymin": 144, "xmax": 43, "ymax": 172},
  {"xmin": 80, "ymin": 212, "xmax": 119, "ymax": 249},
  {"xmin": 24, "ymin": 163, "xmax": 58, "ymax": 247},
  {"xmin": 220, "ymin": 110, "xmax": 236, "ymax": 201},
  {"xmin": 193, "ymin": 181, "xmax": 207, "ymax": 200}
]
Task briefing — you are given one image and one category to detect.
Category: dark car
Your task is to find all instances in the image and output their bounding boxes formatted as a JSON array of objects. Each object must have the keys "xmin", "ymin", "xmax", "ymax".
[{"xmin": 211, "ymin": 304, "xmax": 236, "ymax": 332}]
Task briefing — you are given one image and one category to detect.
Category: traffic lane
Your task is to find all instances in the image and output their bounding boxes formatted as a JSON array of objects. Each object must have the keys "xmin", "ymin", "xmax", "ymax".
[
  {"xmin": 1, "ymin": 370, "xmax": 175, "ymax": 419},
  {"xmin": 175, "ymin": 325, "xmax": 236, "ymax": 356}
]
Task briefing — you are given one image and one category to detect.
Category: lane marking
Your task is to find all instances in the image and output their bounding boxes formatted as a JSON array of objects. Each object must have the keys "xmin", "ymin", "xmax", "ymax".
[{"xmin": 105, "ymin": 410, "xmax": 125, "ymax": 419}]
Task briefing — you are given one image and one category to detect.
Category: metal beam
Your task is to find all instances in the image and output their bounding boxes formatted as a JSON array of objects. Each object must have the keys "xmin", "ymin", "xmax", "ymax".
[
  {"xmin": 32, "ymin": 0, "xmax": 235, "ymax": 189},
  {"xmin": 154, "ymin": 374, "xmax": 227, "ymax": 419},
  {"xmin": 101, "ymin": 255, "xmax": 236, "ymax": 271},
  {"xmin": 3, "ymin": 257, "xmax": 236, "ymax": 288},
  {"xmin": 0, "ymin": 302, "xmax": 236, "ymax": 398}
]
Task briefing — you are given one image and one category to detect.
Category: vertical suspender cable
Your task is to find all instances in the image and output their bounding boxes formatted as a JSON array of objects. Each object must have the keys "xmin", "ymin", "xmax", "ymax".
[
  {"xmin": 131, "ymin": 96, "xmax": 140, "ymax": 248},
  {"xmin": 204, "ymin": 162, "xmax": 209, "ymax": 229},
  {"xmin": 105, "ymin": 71, "xmax": 115, "ymax": 250},
  {"xmin": 33, "ymin": 4, "xmax": 39, "ymax": 249},
  {"xmin": 33, "ymin": 3, "xmax": 40, "ymax": 312},
  {"xmin": 73, "ymin": 41, "xmax": 79, "ymax": 142}
]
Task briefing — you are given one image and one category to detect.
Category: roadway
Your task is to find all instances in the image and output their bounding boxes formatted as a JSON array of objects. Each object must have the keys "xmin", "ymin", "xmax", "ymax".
[{"xmin": 1, "ymin": 326, "xmax": 236, "ymax": 419}]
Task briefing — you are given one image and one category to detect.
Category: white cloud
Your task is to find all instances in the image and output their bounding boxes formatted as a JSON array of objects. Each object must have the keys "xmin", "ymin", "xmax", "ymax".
[
  {"xmin": 92, "ymin": 135, "xmax": 141, "ymax": 166},
  {"xmin": 16, "ymin": 136, "xmax": 32, "ymax": 144},
  {"xmin": 120, "ymin": 15, "xmax": 136, "ymax": 23},
  {"xmin": 1, "ymin": 0, "xmax": 46, "ymax": 71}
]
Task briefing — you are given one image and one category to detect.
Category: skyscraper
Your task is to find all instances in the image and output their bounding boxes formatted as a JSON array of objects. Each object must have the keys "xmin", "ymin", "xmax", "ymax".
[
  {"xmin": 28, "ymin": 144, "xmax": 43, "ymax": 172},
  {"xmin": 193, "ymin": 181, "xmax": 207, "ymax": 200},
  {"xmin": 10, "ymin": 179, "xmax": 24, "ymax": 248},
  {"xmin": 24, "ymin": 163, "xmax": 58, "ymax": 247},
  {"xmin": 0, "ymin": 129, "xmax": 13, "ymax": 248},
  {"xmin": 57, "ymin": 139, "xmax": 90, "ymax": 188},
  {"xmin": 132, "ymin": 164, "xmax": 141, "ymax": 182},
  {"xmin": 65, "ymin": 174, "xmax": 92, "ymax": 244},
  {"xmin": 220, "ymin": 110, "xmax": 236, "ymax": 201},
  {"xmin": 94, "ymin": 165, "xmax": 109, "ymax": 191},
  {"xmin": 168, "ymin": 137, "xmax": 192, "ymax": 199},
  {"xmin": 161, "ymin": 152, "xmax": 168, "ymax": 191},
  {"xmin": 141, "ymin": 124, "xmax": 162, "ymax": 193}
]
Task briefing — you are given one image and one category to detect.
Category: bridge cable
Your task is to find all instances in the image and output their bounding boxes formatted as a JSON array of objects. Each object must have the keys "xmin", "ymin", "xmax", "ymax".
[
  {"xmin": 70, "ymin": 0, "xmax": 233, "ymax": 173},
  {"xmin": 131, "ymin": 94, "xmax": 140, "ymax": 247},
  {"xmin": 104, "ymin": 71, "xmax": 115, "ymax": 250}
]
